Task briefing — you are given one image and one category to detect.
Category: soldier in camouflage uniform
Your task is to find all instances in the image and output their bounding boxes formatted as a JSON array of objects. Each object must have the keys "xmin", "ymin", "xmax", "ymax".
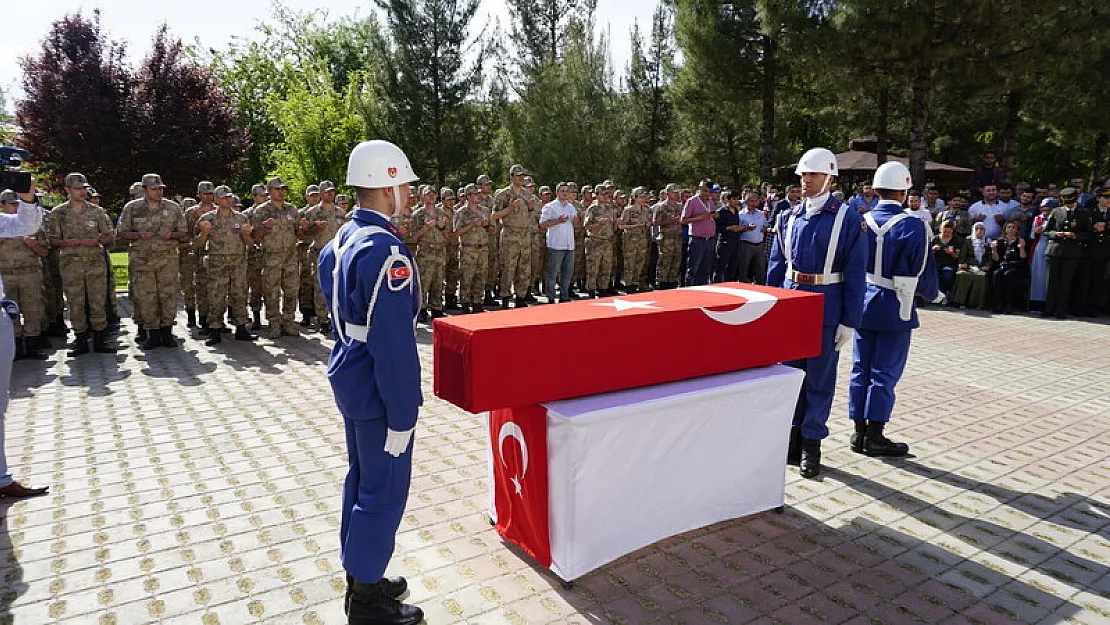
[
  {"xmin": 0, "ymin": 189, "xmax": 49, "ymax": 360},
  {"xmin": 336, "ymin": 193, "xmax": 350, "ymax": 214},
  {"xmin": 41, "ymin": 203, "xmax": 67, "ymax": 338},
  {"xmin": 652, "ymin": 183, "xmax": 683, "ymax": 288},
  {"xmin": 297, "ymin": 184, "xmax": 320, "ymax": 325},
  {"xmin": 611, "ymin": 186, "xmax": 626, "ymax": 291},
  {"xmin": 493, "ymin": 164, "xmax": 534, "ymax": 308},
  {"xmin": 618, "ymin": 187, "xmax": 651, "ymax": 293},
  {"xmin": 122, "ymin": 181, "xmax": 145, "ymax": 337},
  {"xmin": 584, "ymin": 183, "xmax": 618, "ymax": 297},
  {"xmin": 48, "ymin": 173, "xmax": 117, "ymax": 355},
  {"xmin": 533, "ymin": 185, "xmax": 552, "ymax": 298},
  {"xmin": 86, "ymin": 186, "xmax": 120, "ymax": 332},
  {"xmin": 411, "ymin": 185, "xmax": 449, "ymax": 321},
  {"xmin": 573, "ymin": 184, "xmax": 592, "ymax": 293},
  {"xmin": 439, "ymin": 187, "xmax": 462, "ymax": 310},
  {"xmin": 118, "ymin": 174, "xmax": 187, "ymax": 349},
  {"xmin": 477, "ymin": 174, "xmax": 499, "ymax": 305},
  {"xmin": 453, "ymin": 184, "xmax": 489, "ymax": 314},
  {"xmin": 301, "ymin": 181, "xmax": 344, "ymax": 333},
  {"xmin": 189, "ymin": 183, "xmax": 218, "ymax": 329},
  {"xmin": 251, "ymin": 177, "xmax": 306, "ymax": 339},
  {"xmin": 179, "ymin": 194, "xmax": 202, "ymax": 329},
  {"xmin": 244, "ymin": 184, "xmax": 267, "ymax": 330},
  {"xmin": 194, "ymin": 185, "xmax": 256, "ymax": 345}
]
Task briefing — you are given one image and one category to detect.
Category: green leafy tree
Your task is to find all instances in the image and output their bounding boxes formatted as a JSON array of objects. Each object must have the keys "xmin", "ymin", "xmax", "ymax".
[
  {"xmin": 620, "ymin": 3, "xmax": 675, "ymax": 188},
  {"xmin": 506, "ymin": 0, "xmax": 598, "ymax": 79}
]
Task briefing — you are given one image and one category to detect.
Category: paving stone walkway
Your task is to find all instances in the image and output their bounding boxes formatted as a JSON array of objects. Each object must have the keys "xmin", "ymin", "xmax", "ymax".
[{"xmin": 2, "ymin": 302, "xmax": 1108, "ymax": 624}]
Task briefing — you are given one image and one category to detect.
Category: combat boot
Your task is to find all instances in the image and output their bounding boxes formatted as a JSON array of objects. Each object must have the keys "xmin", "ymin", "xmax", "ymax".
[
  {"xmin": 161, "ymin": 327, "xmax": 179, "ymax": 349},
  {"xmin": 524, "ymin": 290, "xmax": 537, "ymax": 303},
  {"xmin": 786, "ymin": 426, "xmax": 802, "ymax": 466},
  {"xmin": 347, "ymin": 578, "xmax": 423, "ymax": 625},
  {"xmin": 500, "ymin": 296, "xmax": 511, "ymax": 309},
  {"xmin": 234, "ymin": 325, "xmax": 257, "ymax": 341},
  {"xmin": 13, "ymin": 339, "xmax": 26, "ymax": 361},
  {"xmin": 185, "ymin": 308, "xmax": 197, "ymax": 328},
  {"xmin": 23, "ymin": 338, "xmax": 48, "ymax": 360},
  {"xmin": 483, "ymin": 291, "xmax": 497, "ymax": 306},
  {"xmin": 850, "ymin": 419, "xmax": 868, "ymax": 454},
  {"xmin": 799, "ymin": 438, "xmax": 822, "ymax": 479},
  {"xmin": 317, "ymin": 321, "xmax": 331, "ymax": 335},
  {"xmin": 300, "ymin": 310, "xmax": 315, "ymax": 327},
  {"xmin": 250, "ymin": 310, "xmax": 263, "ymax": 331},
  {"xmin": 514, "ymin": 298, "xmax": 528, "ymax": 309},
  {"xmin": 92, "ymin": 331, "xmax": 117, "ymax": 354},
  {"xmin": 417, "ymin": 309, "xmax": 429, "ymax": 323},
  {"xmin": 140, "ymin": 328, "xmax": 161, "ymax": 349},
  {"xmin": 445, "ymin": 295, "xmax": 461, "ymax": 311},
  {"xmin": 68, "ymin": 332, "xmax": 90, "ymax": 356},
  {"xmin": 862, "ymin": 422, "xmax": 910, "ymax": 457},
  {"xmin": 197, "ymin": 316, "xmax": 209, "ymax": 336},
  {"xmin": 205, "ymin": 329, "xmax": 222, "ymax": 346},
  {"xmin": 344, "ymin": 574, "xmax": 409, "ymax": 616},
  {"xmin": 46, "ymin": 319, "xmax": 68, "ymax": 338}
]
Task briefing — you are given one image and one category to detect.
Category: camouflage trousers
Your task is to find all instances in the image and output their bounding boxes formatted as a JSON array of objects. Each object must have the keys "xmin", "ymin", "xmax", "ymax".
[
  {"xmin": 486, "ymin": 229, "xmax": 500, "ymax": 291},
  {"xmin": 298, "ymin": 242, "xmax": 314, "ymax": 313},
  {"xmin": 622, "ymin": 235, "xmax": 648, "ymax": 288},
  {"xmin": 247, "ymin": 247, "xmax": 263, "ymax": 312},
  {"xmin": 499, "ymin": 230, "xmax": 531, "ymax": 298},
  {"xmin": 204, "ymin": 254, "xmax": 249, "ymax": 329},
  {"xmin": 656, "ymin": 237, "xmax": 681, "ymax": 284},
  {"xmin": 133, "ymin": 253, "xmax": 181, "ymax": 329},
  {"xmin": 532, "ymin": 231, "xmax": 546, "ymax": 285},
  {"xmin": 0, "ymin": 266, "xmax": 44, "ymax": 338},
  {"xmin": 573, "ymin": 230, "xmax": 586, "ymax": 283},
  {"xmin": 612, "ymin": 235, "xmax": 623, "ymax": 287},
  {"xmin": 460, "ymin": 243, "xmax": 489, "ymax": 306},
  {"xmin": 416, "ymin": 245, "xmax": 446, "ymax": 312},
  {"xmin": 261, "ymin": 248, "xmax": 299, "ymax": 325},
  {"xmin": 43, "ymin": 250, "xmax": 64, "ymax": 328},
  {"xmin": 308, "ymin": 247, "xmax": 329, "ymax": 324},
  {"xmin": 179, "ymin": 249, "xmax": 209, "ymax": 316},
  {"xmin": 444, "ymin": 239, "xmax": 460, "ymax": 302},
  {"xmin": 585, "ymin": 237, "xmax": 614, "ymax": 291},
  {"xmin": 60, "ymin": 253, "xmax": 108, "ymax": 333}
]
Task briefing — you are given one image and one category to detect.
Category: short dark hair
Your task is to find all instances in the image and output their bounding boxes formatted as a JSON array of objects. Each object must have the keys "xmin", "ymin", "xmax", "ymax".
[{"xmin": 875, "ymin": 189, "xmax": 904, "ymax": 200}]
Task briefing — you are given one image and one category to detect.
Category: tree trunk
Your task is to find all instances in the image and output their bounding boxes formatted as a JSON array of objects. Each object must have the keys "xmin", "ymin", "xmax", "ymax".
[
  {"xmin": 908, "ymin": 62, "xmax": 932, "ymax": 189},
  {"xmin": 876, "ymin": 80, "xmax": 889, "ymax": 165},
  {"xmin": 758, "ymin": 34, "xmax": 776, "ymax": 183},
  {"xmin": 1092, "ymin": 131, "xmax": 1109, "ymax": 186},
  {"xmin": 1000, "ymin": 88, "xmax": 1021, "ymax": 179}
]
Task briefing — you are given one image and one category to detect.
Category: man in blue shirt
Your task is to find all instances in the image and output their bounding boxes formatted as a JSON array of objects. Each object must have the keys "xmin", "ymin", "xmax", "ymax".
[
  {"xmin": 712, "ymin": 191, "xmax": 742, "ymax": 282},
  {"xmin": 737, "ymin": 190, "xmax": 768, "ymax": 284},
  {"xmin": 318, "ymin": 140, "xmax": 424, "ymax": 625},
  {"xmin": 849, "ymin": 162, "xmax": 939, "ymax": 458},
  {"xmin": 768, "ymin": 148, "xmax": 866, "ymax": 479},
  {"xmin": 848, "ymin": 183, "xmax": 879, "ymax": 214}
]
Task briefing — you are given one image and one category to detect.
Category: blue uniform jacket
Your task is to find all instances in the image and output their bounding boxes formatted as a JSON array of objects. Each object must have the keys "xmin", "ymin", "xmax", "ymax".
[
  {"xmin": 768, "ymin": 195, "xmax": 866, "ymax": 328},
  {"xmin": 859, "ymin": 201, "xmax": 940, "ymax": 332},
  {"xmin": 318, "ymin": 208, "xmax": 423, "ymax": 430}
]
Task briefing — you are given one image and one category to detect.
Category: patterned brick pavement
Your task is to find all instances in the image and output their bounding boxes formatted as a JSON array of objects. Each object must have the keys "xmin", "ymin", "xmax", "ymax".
[{"xmin": 2, "ymin": 303, "xmax": 1109, "ymax": 624}]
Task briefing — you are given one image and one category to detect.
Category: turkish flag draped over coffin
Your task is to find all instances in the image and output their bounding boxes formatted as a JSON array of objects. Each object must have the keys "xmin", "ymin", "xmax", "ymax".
[
  {"xmin": 434, "ymin": 283, "xmax": 823, "ymax": 413},
  {"xmin": 488, "ymin": 406, "xmax": 551, "ymax": 567}
]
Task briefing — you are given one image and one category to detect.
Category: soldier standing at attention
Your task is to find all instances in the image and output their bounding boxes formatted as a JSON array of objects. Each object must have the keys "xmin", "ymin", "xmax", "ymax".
[
  {"xmin": 617, "ymin": 187, "xmax": 651, "ymax": 293},
  {"xmin": 410, "ymin": 186, "xmax": 448, "ymax": 322},
  {"xmin": 652, "ymin": 184, "xmax": 683, "ymax": 289},
  {"xmin": 86, "ymin": 186, "xmax": 120, "ymax": 333},
  {"xmin": 1043, "ymin": 187, "xmax": 1089, "ymax": 319},
  {"xmin": 573, "ymin": 184, "xmax": 593, "ymax": 294},
  {"xmin": 298, "ymin": 184, "xmax": 321, "ymax": 326},
  {"xmin": 194, "ymin": 185, "xmax": 256, "ymax": 345},
  {"xmin": 302, "ymin": 181, "xmax": 344, "ymax": 334},
  {"xmin": 117, "ymin": 174, "xmax": 187, "ymax": 349},
  {"xmin": 584, "ymin": 183, "xmax": 618, "ymax": 297},
  {"xmin": 453, "ymin": 184, "xmax": 490, "ymax": 314},
  {"xmin": 251, "ymin": 177, "xmax": 307, "ymax": 339},
  {"xmin": 474, "ymin": 175, "xmax": 498, "ymax": 306},
  {"xmin": 190, "ymin": 183, "xmax": 217, "ymax": 330},
  {"xmin": 493, "ymin": 164, "xmax": 534, "ymax": 308},
  {"xmin": 0, "ymin": 189, "xmax": 49, "ymax": 360},
  {"xmin": 611, "ymin": 187, "xmax": 627, "ymax": 291},
  {"xmin": 179, "ymin": 193, "xmax": 202, "ymax": 329},
  {"xmin": 244, "ymin": 184, "xmax": 268, "ymax": 330},
  {"xmin": 439, "ymin": 187, "xmax": 462, "ymax": 311},
  {"xmin": 336, "ymin": 193, "xmax": 350, "ymax": 214},
  {"xmin": 48, "ymin": 173, "xmax": 117, "ymax": 355},
  {"xmin": 41, "ymin": 201, "xmax": 67, "ymax": 339}
]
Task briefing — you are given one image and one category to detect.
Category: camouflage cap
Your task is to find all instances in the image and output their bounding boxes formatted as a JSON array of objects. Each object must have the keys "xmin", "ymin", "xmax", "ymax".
[
  {"xmin": 523, "ymin": 176, "xmax": 535, "ymax": 187},
  {"xmin": 615, "ymin": 190, "xmax": 627, "ymax": 199},
  {"xmin": 232, "ymin": 195, "xmax": 242, "ymax": 207},
  {"xmin": 1060, "ymin": 187, "xmax": 1078, "ymax": 202},
  {"xmin": 566, "ymin": 181, "xmax": 578, "ymax": 191},
  {"xmin": 266, "ymin": 176, "xmax": 287, "ymax": 189},
  {"xmin": 318, "ymin": 180, "xmax": 336, "ymax": 192},
  {"xmin": 538, "ymin": 185, "xmax": 551, "ymax": 195},
  {"xmin": 581, "ymin": 185, "xmax": 594, "ymax": 194},
  {"xmin": 509, "ymin": 164, "xmax": 528, "ymax": 176},
  {"xmin": 0, "ymin": 189, "xmax": 18, "ymax": 203},
  {"xmin": 182, "ymin": 198, "xmax": 198, "ymax": 209},
  {"xmin": 86, "ymin": 187, "xmax": 100, "ymax": 198},
  {"xmin": 305, "ymin": 184, "xmax": 321, "ymax": 195},
  {"xmin": 463, "ymin": 183, "xmax": 479, "ymax": 196},
  {"xmin": 440, "ymin": 187, "xmax": 456, "ymax": 200},
  {"xmin": 64, "ymin": 173, "xmax": 88, "ymax": 188},
  {"xmin": 196, "ymin": 181, "xmax": 215, "ymax": 195},
  {"xmin": 631, "ymin": 187, "xmax": 646, "ymax": 198},
  {"xmin": 142, "ymin": 173, "xmax": 166, "ymax": 189},
  {"xmin": 422, "ymin": 185, "xmax": 437, "ymax": 196},
  {"xmin": 335, "ymin": 194, "xmax": 350, "ymax": 204},
  {"xmin": 476, "ymin": 174, "xmax": 492, "ymax": 185},
  {"xmin": 214, "ymin": 185, "xmax": 233, "ymax": 198},
  {"xmin": 601, "ymin": 179, "xmax": 615, "ymax": 188},
  {"xmin": 129, "ymin": 182, "xmax": 144, "ymax": 196},
  {"xmin": 664, "ymin": 183, "xmax": 678, "ymax": 193}
]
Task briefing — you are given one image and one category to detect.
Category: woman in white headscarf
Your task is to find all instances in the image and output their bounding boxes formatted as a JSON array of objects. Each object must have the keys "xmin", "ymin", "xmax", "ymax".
[{"xmin": 952, "ymin": 222, "xmax": 993, "ymax": 309}]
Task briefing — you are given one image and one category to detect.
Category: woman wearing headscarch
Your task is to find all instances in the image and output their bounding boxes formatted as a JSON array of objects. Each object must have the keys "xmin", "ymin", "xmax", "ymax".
[
  {"xmin": 1027, "ymin": 198, "xmax": 1056, "ymax": 312},
  {"xmin": 952, "ymin": 222, "xmax": 992, "ymax": 309}
]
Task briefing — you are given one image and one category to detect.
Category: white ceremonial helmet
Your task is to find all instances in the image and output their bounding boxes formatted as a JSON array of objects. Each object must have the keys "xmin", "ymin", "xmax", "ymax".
[
  {"xmin": 795, "ymin": 148, "xmax": 838, "ymax": 177},
  {"xmin": 872, "ymin": 161, "xmax": 913, "ymax": 191},
  {"xmin": 346, "ymin": 140, "xmax": 420, "ymax": 210}
]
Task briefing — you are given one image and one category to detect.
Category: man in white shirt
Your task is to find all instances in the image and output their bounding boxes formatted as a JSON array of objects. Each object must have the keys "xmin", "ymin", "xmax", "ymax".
[
  {"xmin": 539, "ymin": 183, "xmax": 580, "ymax": 303},
  {"xmin": 0, "ymin": 181, "xmax": 50, "ymax": 498},
  {"xmin": 969, "ymin": 184, "xmax": 1007, "ymax": 239},
  {"xmin": 906, "ymin": 191, "xmax": 934, "ymax": 225}
]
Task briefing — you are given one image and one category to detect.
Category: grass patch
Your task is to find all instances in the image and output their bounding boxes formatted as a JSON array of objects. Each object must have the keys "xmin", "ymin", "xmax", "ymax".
[{"xmin": 110, "ymin": 251, "xmax": 128, "ymax": 291}]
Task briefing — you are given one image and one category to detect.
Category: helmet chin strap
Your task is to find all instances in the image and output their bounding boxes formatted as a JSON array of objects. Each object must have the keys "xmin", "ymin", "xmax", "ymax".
[
  {"xmin": 392, "ymin": 186, "xmax": 403, "ymax": 214},
  {"xmin": 820, "ymin": 174, "xmax": 833, "ymax": 195}
]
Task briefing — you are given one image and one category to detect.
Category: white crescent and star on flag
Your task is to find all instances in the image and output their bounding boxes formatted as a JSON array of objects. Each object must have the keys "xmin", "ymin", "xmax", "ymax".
[
  {"xmin": 497, "ymin": 421, "xmax": 529, "ymax": 497},
  {"xmin": 588, "ymin": 286, "xmax": 778, "ymax": 325}
]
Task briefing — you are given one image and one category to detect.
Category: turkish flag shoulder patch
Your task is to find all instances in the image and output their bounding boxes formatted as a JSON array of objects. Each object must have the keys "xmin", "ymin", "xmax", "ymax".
[{"xmin": 389, "ymin": 265, "xmax": 410, "ymax": 280}]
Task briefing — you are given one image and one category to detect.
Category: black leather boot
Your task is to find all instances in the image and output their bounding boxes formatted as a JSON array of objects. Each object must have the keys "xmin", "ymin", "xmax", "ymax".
[
  {"xmin": 205, "ymin": 329, "xmax": 222, "ymax": 346},
  {"xmin": 345, "ymin": 574, "xmax": 409, "ymax": 615},
  {"xmin": 799, "ymin": 438, "xmax": 822, "ymax": 479},
  {"xmin": 198, "ymin": 315, "xmax": 208, "ymax": 331},
  {"xmin": 186, "ymin": 308, "xmax": 197, "ymax": 328},
  {"xmin": 445, "ymin": 295, "xmax": 461, "ymax": 311},
  {"xmin": 13, "ymin": 338, "xmax": 26, "ymax": 361},
  {"xmin": 514, "ymin": 298, "xmax": 528, "ymax": 309},
  {"xmin": 161, "ymin": 327, "xmax": 179, "ymax": 349},
  {"xmin": 24, "ymin": 338, "xmax": 49, "ymax": 360},
  {"xmin": 92, "ymin": 331, "xmax": 117, "ymax": 353},
  {"xmin": 863, "ymin": 421, "xmax": 910, "ymax": 457},
  {"xmin": 251, "ymin": 310, "xmax": 262, "ymax": 331},
  {"xmin": 417, "ymin": 309, "xmax": 429, "ymax": 323},
  {"xmin": 68, "ymin": 332, "xmax": 90, "ymax": 356},
  {"xmin": 140, "ymin": 328, "xmax": 161, "ymax": 349},
  {"xmin": 347, "ymin": 578, "xmax": 423, "ymax": 625},
  {"xmin": 850, "ymin": 419, "xmax": 868, "ymax": 454},
  {"xmin": 234, "ymin": 325, "xmax": 257, "ymax": 341},
  {"xmin": 500, "ymin": 296, "xmax": 511, "ymax": 309},
  {"xmin": 786, "ymin": 426, "xmax": 802, "ymax": 466}
]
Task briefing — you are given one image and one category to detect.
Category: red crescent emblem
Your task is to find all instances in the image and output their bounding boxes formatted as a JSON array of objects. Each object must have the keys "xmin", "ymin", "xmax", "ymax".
[{"xmin": 388, "ymin": 167, "xmax": 398, "ymax": 178}]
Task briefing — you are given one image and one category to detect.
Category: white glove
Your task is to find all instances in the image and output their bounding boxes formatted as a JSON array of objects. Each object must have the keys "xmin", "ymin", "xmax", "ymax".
[
  {"xmin": 383, "ymin": 428, "xmax": 414, "ymax": 457},
  {"xmin": 833, "ymin": 324, "xmax": 853, "ymax": 352}
]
